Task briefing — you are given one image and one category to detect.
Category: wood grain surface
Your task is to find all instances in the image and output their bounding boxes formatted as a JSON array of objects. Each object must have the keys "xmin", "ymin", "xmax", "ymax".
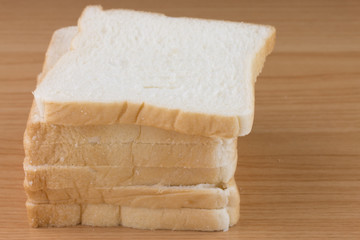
[{"xmin": 1, "ymin": 0, "xmax": 360, "ymax": 239}]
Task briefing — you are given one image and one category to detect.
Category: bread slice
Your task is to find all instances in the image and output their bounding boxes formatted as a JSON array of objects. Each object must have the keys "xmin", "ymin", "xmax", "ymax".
[
  {"xmin": 25, "ymin": 102, "xmax": 237, "ymax": 168},
  {"xmin": 26, "ymin": 179, "xmax": 240, "ymax": 230},
  {"xmin": 26, "ymin": 202, "xmax": 239, "ymax": 231},
  {"xmin": 26, "ymin": 26, "xmax": 237, "ymax": 168},
  {"xmin": 33, "ymin": 6, "xmax": 276, "ymax": 137},
  {"xmin": 25, "ymin": 177, "xmax": 239, "ymax": 209},
  {"xmin": 24, "ymin": 158, "xmax": 236, "ymax": 189}
]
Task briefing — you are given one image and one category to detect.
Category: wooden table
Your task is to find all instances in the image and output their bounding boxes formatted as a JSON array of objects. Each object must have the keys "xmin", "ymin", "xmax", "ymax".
[{"xmin": 1, "ymin": 0, "xmax": 359, "ymax": 239}]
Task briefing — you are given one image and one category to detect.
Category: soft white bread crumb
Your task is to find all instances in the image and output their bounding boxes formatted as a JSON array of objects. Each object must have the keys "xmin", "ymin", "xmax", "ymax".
[
  {"xmin": 42, "ymin": 26, "xmax": 78, "ymax": 76},
  {"xmin": 33, "ymin": 6, "xmax": 276, "ymax": 137},
  {"xmin": 82, "ymin": 204, "xmax": 121, "ymax": 226}
]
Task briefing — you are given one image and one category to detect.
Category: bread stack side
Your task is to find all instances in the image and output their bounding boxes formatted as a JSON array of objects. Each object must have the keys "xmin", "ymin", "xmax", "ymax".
[{"xmin": 24, "ymin": 6, "xmax": 275, "ymax": 231}]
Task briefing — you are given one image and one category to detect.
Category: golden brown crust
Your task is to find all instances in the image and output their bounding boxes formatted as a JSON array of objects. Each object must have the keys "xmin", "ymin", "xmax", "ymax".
[
  {"xmin": 25, "ymin": 178, "xmax": 238, "ymax": 209},
  {"xmin": 24, "ymin": 160, "xmax": 237, "ymax": 190},
  {"xmin": 26, "ymin": 202, "xmax": 80, "ymax": 227},
  {"xmin": 43, "ymin": 101, "xmax": 243, "ymax": 137}
]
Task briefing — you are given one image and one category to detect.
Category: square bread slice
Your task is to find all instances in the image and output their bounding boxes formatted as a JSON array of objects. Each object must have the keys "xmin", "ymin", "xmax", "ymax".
[{"xmin": 33, "ymin": 6, "xmax": 276, "ymax": 137}]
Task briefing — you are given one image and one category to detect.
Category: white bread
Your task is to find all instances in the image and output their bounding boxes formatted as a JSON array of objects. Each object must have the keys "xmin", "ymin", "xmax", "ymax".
[
  {"xmin": 26, "ymin": 202, "xmax": 81, "ymax": 227},
  {"xmin": 25, "ymin": 103, "xmax": 237, "ymax": 168},
  {"xmin": 26, "ymin": 202, "xmax": 239, "ymax": 231},
  {"xmin": 26, "ymin": 179, "xmax": 240, "ymax": 230},
  {"xmin": 33, "ymin": 6, "xmax": 276, "ymax": 138},
  {"xmin": 39, "ymin": 26, "xmax": 78, "ymax": 82},
  {"xmin": 26, "ymin": 26, "xmax": 237, "ymax": 168},
  {"xmin": 24, "ymin": 27, "xmax": 241, "ymax": 231},
  {"xmin": 25, "ymin": 178, "xmax": 239, "ymax": 209},
  {"xmin": 24, "ymin": 159, "xmax": 236, "ymax": 189},
  {"xmin": 121, "ymin": 206, "xmax": 239, "ymax": 231}
]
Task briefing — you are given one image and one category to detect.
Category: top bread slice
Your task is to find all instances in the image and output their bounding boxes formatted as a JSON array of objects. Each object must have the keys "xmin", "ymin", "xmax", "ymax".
[{"xmin": 33, "ymin": 5, "xmax": 276, "ymax": 138}]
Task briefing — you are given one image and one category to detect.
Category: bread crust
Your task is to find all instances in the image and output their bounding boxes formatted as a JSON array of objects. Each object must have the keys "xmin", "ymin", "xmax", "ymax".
[
  {"xmin": 24, "ymin": 159, "xmax": 237, "ymax": 189},
  {"xmin": 42, "ymin": 101, "xmax": 246, "ymax": 137},
  {"xmin": 25, "ymin": 178, "xmax": 239, "ymax": 209},
  {"xmin": 25, "ymin": 103, "xmax": 237, "ymax": 168},
  {"xmin": 26, "ymin": 202, "xmax": 239, "ymax": 231}
]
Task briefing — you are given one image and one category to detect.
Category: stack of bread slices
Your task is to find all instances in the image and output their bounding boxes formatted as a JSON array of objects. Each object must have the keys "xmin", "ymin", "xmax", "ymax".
[{"xmin": 23, "ymin": 6, "xmax": 275, "ymax": 231}]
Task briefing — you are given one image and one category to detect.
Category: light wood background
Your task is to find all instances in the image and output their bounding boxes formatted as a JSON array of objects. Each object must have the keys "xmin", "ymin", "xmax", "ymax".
[{"xmin": 1, "ymin": 0, "xmax": 359, "ymax": 239}]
